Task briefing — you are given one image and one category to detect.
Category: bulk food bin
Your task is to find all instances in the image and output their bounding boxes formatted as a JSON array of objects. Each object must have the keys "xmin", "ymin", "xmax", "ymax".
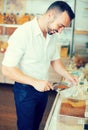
[
  {"xmin": 44, "ymin": 77, "xmax": 88, "ymax": 130},
  {"xmin": 57, "ymin": 98, "xmax": 88, "ymax": 130},
  {"xmin": 44, "ymin": 93, "xmax": 88, "ymax": 130}
]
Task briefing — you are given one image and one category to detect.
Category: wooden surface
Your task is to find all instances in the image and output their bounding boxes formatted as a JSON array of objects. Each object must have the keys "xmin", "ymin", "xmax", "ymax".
[
  {"xmin": 0, "ymin": 84, "xmax": 56, "ymax": 130},
  {"xmin": 75, "ymin": 30, "xmax": 88, "ymax": 35},
  {"xmin": 0, "ymin": 84, "xmax": 17, "ymax": 130}
]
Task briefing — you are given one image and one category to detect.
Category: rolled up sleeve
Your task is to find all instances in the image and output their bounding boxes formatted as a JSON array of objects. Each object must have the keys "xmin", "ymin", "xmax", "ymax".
[{"xmin": 2, "ymin": 27, "xmax": 26, "ymax": 67}]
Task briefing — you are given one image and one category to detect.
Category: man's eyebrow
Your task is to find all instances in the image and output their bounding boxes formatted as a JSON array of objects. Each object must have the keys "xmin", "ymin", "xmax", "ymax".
[{"xmin": 58, "ymin": 24, "xmax": 65, "ymax": 28}]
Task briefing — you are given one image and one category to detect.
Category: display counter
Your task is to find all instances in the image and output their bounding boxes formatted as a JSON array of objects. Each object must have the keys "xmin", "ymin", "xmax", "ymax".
[
  {"xmin": 44, "ymin": 92, "xmax": 88, "ymax": 130},
  {"xmin": 45, "ymin": 64, "xmax": 88, "ymax": 130},
  {"xmin": 44, "ymin": 93, "xmax": 60, "ymax": 130}
]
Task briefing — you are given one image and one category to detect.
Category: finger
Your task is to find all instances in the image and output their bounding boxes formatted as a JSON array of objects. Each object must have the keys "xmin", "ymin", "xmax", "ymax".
[
  {"xmin": 73, "ymin": 76, "xmax": 79, "ymax": 84},
  {"xmin": 48, "ymin": 83, "xmax": 54, "ymax": 90},
  {"xmin": 44, "ymin": 87, "xmax": 50, "ymax": 91},
  {"xmin": 47, "ymin": 87, "xmax": 50, "ymax": 91}
]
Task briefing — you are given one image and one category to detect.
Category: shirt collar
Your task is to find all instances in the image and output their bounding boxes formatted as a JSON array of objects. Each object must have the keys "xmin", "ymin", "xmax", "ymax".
[
  {"xmin": 31, "ymin": 17, "xmax": 53, "ymax": 40},
  {"xmin": 32, "ymin": 17, "xmax": 42, "ymax": 36}
]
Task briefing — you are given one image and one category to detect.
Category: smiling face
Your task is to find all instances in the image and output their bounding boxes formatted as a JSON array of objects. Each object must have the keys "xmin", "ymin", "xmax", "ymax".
[{"xmin": 47, "ymin": 11, "xmax": 71, "ymax": 35}]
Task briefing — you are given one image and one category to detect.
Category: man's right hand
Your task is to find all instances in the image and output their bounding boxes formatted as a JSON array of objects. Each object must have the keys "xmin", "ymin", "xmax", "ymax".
[{"xmin": 33, "ymin": 80, "xmax": 53, "ymax": 92}]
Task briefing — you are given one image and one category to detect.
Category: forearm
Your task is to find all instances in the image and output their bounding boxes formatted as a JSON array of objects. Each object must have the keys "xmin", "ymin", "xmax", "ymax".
[
  {"xmin": 51, "ymin": 59, "xmax": 69, "ymax": 78},
  {"xmin": 51, "ymin": 59, "xmax": 78, "ymax": 84},
  {"xmin": 2, "ymin": 65, "xmax": 53, "ymax": 91},
  {"xmin": 2, "ymin": 65, "xmax": 38, "ymax": 86}
]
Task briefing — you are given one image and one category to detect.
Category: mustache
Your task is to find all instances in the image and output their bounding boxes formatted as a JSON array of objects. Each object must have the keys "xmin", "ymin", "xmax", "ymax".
[
  {"xmin": 53, "ymin": 30, "xmax": 58, "ymax": 33},
  {"xmin": 48, "ymin": 29, "xmax": 58, "ymax": 35}
]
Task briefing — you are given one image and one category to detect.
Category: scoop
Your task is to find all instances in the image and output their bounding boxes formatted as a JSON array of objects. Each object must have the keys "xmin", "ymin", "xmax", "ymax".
[{"xmin": 53, "ymin": 82, "xmax": 70, "ymax": 91}]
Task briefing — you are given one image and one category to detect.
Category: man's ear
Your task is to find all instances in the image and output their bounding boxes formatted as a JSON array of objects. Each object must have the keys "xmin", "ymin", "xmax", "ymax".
[{"xmin": 47, "ymin": 10, "xmax": 56, "ymax": 21}]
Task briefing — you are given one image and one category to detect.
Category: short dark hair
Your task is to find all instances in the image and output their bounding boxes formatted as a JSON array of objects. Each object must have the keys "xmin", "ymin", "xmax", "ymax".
[{"xmin": 46, "ymin": 1, "xmax": 75, "ymax": 20}]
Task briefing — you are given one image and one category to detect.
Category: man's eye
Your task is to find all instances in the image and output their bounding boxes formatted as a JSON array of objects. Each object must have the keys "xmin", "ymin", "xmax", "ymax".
[
  {"xmin": 58, "ymin": 25, "xmax": 65, "ymax": 28},
  {"xmin": 58, "ymin": 25, "xmax": 62, "ymax": 28}
]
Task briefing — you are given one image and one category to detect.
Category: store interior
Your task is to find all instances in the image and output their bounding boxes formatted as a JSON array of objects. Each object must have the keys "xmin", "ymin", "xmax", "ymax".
[{"xmin": 0, "ymin": 0, "xmax": 88, "ymax": 130}]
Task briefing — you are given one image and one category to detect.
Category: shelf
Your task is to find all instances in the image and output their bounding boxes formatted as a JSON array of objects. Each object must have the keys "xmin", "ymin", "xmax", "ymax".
[
  {"xmin": 75, "ymin": 30, "xmax": 88, "ymax": 35},
  {"xmin": 0, "ymin": 24, "xmax": 20, "ymax": 28}
]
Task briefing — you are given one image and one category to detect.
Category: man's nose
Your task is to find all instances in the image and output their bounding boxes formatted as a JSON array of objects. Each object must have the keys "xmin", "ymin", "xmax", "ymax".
[{"xmin": 58, "ymin": 27, "xmax": 64, "ymax": 34}]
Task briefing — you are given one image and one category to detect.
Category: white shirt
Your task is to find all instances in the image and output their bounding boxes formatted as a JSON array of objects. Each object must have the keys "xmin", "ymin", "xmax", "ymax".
[{"xmin": 2, "ymin": 17, "xmax": 60, "ymax": 80}]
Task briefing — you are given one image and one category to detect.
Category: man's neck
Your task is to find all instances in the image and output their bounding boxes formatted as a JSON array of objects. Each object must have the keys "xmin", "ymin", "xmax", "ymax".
[{"xmin": 37, "ymin": 15, "xmax": 47, "ymax": 38}]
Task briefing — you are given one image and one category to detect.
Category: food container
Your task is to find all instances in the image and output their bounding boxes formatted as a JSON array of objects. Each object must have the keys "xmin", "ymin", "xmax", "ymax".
[
  {"xmin": 75, "ymin": 48, "xmax": 88, "ymax": 68},
  {"xmin": 60, "ymin": 83, "xmax": 88, "ymax": 100},
  {"xmin": 59, "ymin": 70, "xmax": 88, "ymax": 100},
  {"xmin": 57, "ymin": 97, "xmax": 88, "ymax": 130},
  {"xmin": 0, "ymin": 35, "xmax": 9, "ymax": 53},
  {"xmin": 53, "ymin": 82, "xmax": 70, "ymax": 92},
  {"xmin": 60, "ymin": 45, "xmax": 69, "ymax": 58}
]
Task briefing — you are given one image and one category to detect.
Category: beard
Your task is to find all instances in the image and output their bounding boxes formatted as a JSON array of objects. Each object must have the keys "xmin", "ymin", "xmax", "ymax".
[{"xmin": 47, "ymin": 28, "xmax": 58, "ymax": 35}]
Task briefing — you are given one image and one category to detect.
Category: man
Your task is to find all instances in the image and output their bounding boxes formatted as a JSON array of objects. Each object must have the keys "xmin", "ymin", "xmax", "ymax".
[{"xmin": 2, "ymin": 1, "xmax": 78, "ymax": 130}]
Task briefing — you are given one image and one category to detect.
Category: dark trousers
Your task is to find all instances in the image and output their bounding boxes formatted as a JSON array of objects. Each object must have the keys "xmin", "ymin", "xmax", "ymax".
[{"xmin": 13, "ymin": 82, "xmax": 48, "ymax": 130}]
